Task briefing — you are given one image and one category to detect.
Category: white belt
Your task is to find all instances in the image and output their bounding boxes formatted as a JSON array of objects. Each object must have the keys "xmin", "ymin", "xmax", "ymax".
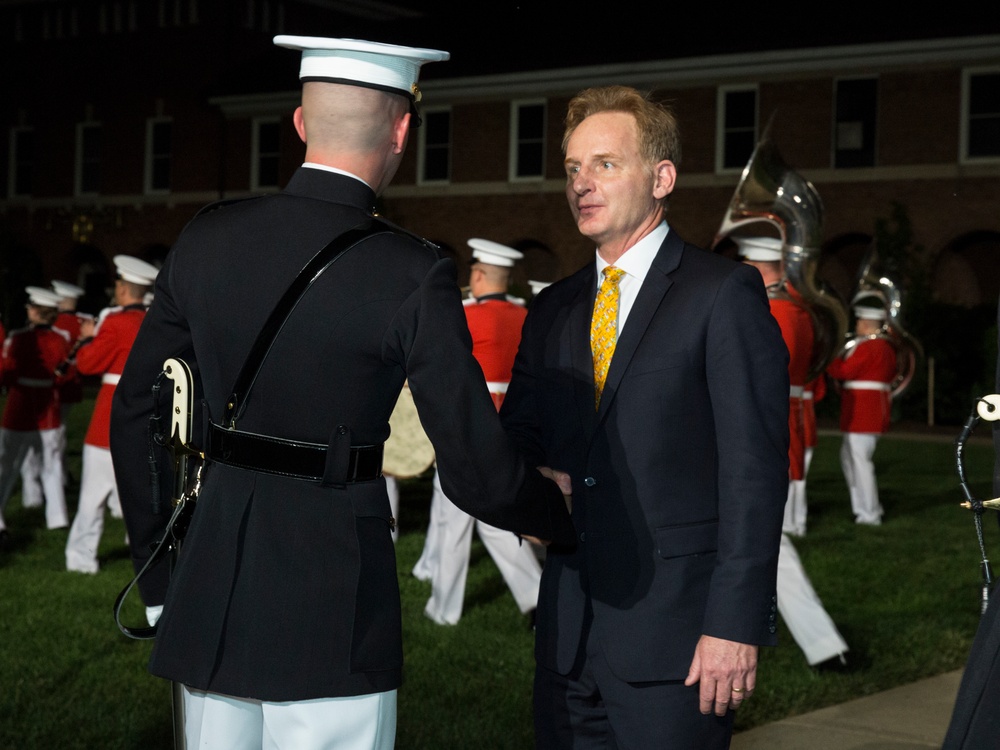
[
  {"xmin": 16, "ymin": 377, "xmax": 53, "ymax": 388},
  {"xmin": 803, "ymin": 390, "xmax": 814, "ymax": 400},
  {"xmin": 789, "ymin": 385, "xmax": 804, "ymax": 398},
  {"xmin": 485, "ymin": 381, "xmax": 509, "ymax": 395},
  {"xmin": 843, "ymin": 380, "xmax": 891, "ymax": 391},
  {"xmin": 102, "ymin": 373, "xmax": 122, "ymax": 386}
]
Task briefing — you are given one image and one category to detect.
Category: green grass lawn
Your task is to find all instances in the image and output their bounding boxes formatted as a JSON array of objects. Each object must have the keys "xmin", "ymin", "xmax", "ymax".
[{"xmin": 0, "ymin": 394, "xmax": 995, "ymax": 749}]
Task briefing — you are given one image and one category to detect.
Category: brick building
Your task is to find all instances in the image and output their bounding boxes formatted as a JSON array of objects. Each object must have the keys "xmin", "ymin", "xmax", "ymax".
[{"xmin": 1, "ymin": 2, "xmax": 997, "ymax": 330}]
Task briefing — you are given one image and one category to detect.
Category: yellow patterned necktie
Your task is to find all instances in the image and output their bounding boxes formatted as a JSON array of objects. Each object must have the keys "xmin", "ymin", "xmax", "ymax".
[{"xmin": 591, "ymin": 266, "xmax": 625, "ymax": 409}]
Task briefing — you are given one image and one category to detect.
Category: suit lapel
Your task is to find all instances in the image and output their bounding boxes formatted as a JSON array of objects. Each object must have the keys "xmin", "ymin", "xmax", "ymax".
[
  {"xmin": 568, "ymin": 266, "xmax": 600, "ymax": 440},
  {"xmin": 595, "ymin": 231, "xmax": 685, "ymax": 424}
]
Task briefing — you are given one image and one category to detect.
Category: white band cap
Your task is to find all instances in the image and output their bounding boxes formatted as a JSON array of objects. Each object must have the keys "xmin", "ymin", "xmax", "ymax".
[
  {"xmin": 468, "ymin": 238, "xmax": 523, "ymax": 268},
  {"xmin": 114, "ymin": 255, "xmax": 159, "ymax": 286},
  {"xmin": 25, "ymin": 286, "xmax": 63, "ymax": 308},
  {"xmin": 51, "ymin": 280, "xmax": 84, "ymax": 299},
  {"xmin": 735, "ymin": 236, "xmax": 782, "ymax": 262},
  {"xmin": 274, "ymin": 36, "xmax": 449, "ymax": 100}
]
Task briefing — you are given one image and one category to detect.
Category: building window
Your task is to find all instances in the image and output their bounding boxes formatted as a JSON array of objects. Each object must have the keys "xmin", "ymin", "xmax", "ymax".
[
  {"xmin": 833, "ymin": 78, "xmax": 877, "ymax": 168},
  {"xmin": 252, "ymin": 117, "xmax": 280, "ymax": 190},
  {"xmin": 510, "ymin": 100, "xmax": 546, "ymax": 180},
  {"xmin": 145, "ymin": 117, "xmax": 172, "ymax": 193},
  {"xmin": 75, "ymin": 122, "xmax": 101, "ymax": 195},
  {"xmin": 717, "ymin": 86, "xmax": 758, "ymax": 172},
  {"xmin": 418, "ymin": 107, "xmax": 451, "ymax": 184},
  {"xmin": 962, "ymin": 68, "xmax": 1000, "ymax": 162},
  {"xmin": 9, "ymin": 127, "xmax": 33, "ymax": 197}
]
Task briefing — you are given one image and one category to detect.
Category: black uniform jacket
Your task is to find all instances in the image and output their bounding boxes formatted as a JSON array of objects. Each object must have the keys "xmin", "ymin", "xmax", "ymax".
[
  {"xmin": 500, "ymin": 229, "xmax": 790, "ymax": 682},
  {"xmin": 110, "ymin": 167, "xmax": 572, "ymax": 701}
]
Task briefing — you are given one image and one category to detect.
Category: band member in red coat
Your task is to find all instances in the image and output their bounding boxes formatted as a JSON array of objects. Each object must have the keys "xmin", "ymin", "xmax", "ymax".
[
  {"xmin": 420, "ymin": 238, "xmax": 543, "ymax": 626},
  {"xmin": 20, "ymin": 280, "xmax": 89, "ymax": 510},
  {"xmin": 65, "ymin": 256, "xmax": 158, "ymax": 574},
  {"xmin": 738, "ymin": 237, "xmax": 848, "ymax": 669},
  {"xmin": 826, "ymin": 300, "xmax": 897, "ymax": 526},
  {"xmin": 0, "ymin": 287, "xmax": 72, "ymax": 541}
]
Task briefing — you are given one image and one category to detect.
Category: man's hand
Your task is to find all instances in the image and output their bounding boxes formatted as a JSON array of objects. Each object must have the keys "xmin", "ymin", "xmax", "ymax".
[
  {"xmin": 521, "ymin": 466, "xmax": 573, "ymax": 546},
  {"xmin": 684, "ymin": 635, "xmax": 758, "ymax": 715}
]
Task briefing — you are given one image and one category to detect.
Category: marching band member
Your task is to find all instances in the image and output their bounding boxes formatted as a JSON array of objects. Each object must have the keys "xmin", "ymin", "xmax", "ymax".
[
  {"xmin": 826, "ymin": 299, "xmax": 897, "ymax": 526},
  {"xmin": 0, "ymin": 286, "xmax": 72, "ymax": 542},
  {"xmin": 421, "ymin": 239, "xmax": 543, "ymax": 626},
  {"xmin": 739, "ymin": 236, "xmax": 849, "ymax": 669},
  {"xmin": 65, "ymin": 256, "xmax": 158, "ymax": 574}
]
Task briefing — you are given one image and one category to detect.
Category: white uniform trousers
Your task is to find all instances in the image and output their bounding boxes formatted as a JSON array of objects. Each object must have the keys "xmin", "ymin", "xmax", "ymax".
[
  {"xmin": 182, "ymin": 686, "xmax": 396, "ymax": 750},
  {"xmin": 840, "ymin": 432, "xmax": 883, "ymax": 525},
  {"xmin": 784, "ymin": 442, "xmax": 816, "ymax": 537},
  {"xmin": 776, "ymin": 534, "xmax": 849, "ymax": 666},
  {"xmin": 423, "ymin": 471, "xmax": 541, "ymax": 625},
  {"xmin": 0, "ymin": 427, "xmax": 68, "ymax": 530},
  {"xmin": 411, "ymin": 467, "xmax": 445, "ymax": 582},
  {"xmin": 65, "ymin": 444, "xmax": 121, "ymax": 572},
  {"xmin": 19, "ymin": 443, "xmax": 44, "ymax": 508}
]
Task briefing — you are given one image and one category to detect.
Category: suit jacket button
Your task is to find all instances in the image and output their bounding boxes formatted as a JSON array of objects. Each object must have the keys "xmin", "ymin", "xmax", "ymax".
[
  {"xmin": 769, "ymin": 625, "xmax": 777, "ymax": 634},
  {"xmin": 579, "ymin": 532, "xmax": 586, "ymax": 542},
  {"xmin": 584, "ymin": 477, "xmax": 596, "ymax": 487}
]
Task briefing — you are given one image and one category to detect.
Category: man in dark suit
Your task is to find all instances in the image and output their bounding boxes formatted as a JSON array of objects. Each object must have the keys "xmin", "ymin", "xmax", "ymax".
[
  {"xmin": 500, "ymin": 85, "xmax": 790, "ymax": 748},
  {"xmin": 110, "ymin": 36, "xmax": 570, "ymax": 748}
]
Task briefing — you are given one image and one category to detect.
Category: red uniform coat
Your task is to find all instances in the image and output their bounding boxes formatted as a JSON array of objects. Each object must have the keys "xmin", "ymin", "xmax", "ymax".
[
  {"xmin": 464, "ymin": 296, "xmax": 527, "ymax": 411},
  {"xmin": 770, "ymin": 296, "xmax": 813, "ymax": 481},
  {"xmin": 53, "ymin": 311, "xmax": 84, "ymax": 405},
  {"xmin": 803, "ymin": 374, "xmax": 827, "ymax": 449},
  {"xmin": 826, "ymin": 336, "xmax": 896, "ymax": 434},
  {"xmin": 76, "ymin": 305, "xmax": 146, "ymax": 447},
  {"xmin": 1, "ymin": 326, "xmax": 71, "ymax": 431}
]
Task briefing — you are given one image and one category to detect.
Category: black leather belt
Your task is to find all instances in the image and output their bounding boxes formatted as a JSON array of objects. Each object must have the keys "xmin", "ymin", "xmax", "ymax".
[{"xmin": 205, "ymin": 422, "xmax": 383, "ymax": 483}]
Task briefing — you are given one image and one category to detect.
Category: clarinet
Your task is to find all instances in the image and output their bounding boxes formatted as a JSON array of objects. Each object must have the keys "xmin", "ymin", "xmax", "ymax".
[{"xmin": 54, "ymin": 335, "xmax": 90, "ymax": 378}]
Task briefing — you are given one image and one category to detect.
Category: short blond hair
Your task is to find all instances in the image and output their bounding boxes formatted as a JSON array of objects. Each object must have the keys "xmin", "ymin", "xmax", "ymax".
[{"xmin": 562, "ymin": 85, "xmax": 681, "ymax": 166}]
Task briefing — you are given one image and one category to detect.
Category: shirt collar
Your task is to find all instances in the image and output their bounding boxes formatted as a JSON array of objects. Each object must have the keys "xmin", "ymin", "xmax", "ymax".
[
  {"xmin": 302, "ymin": 162, "xmax": 373, "ymax": 190},
  {"xmin": 595, "ymin": 221, "xmax": 670, "ymax": 280}
]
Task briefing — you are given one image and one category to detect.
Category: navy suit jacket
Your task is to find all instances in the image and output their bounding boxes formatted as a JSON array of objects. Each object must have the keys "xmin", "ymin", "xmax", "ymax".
[{"xmin": 501, "ymin": 228, "xmax": 790, "ymax": 681}]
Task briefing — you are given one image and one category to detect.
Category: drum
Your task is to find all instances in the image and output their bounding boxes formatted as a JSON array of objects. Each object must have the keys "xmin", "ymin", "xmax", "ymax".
[{"xmin": 382, "ymin": 385, "xmax": 435, "ymax": 478}]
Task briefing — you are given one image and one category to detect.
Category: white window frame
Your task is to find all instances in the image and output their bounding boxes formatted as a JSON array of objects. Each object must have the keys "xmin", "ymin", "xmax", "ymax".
[
  {"xmin": 75, "ymin": 121, "xmax": 101, "ymax": 196},
  {"xmin": 509, "ymin": 99, "xmax": 546, "ymax": 182},
  {"xmin": 144, "ymin": 116, "xmax": 173, "ymax": 195},
  {"xmin": 8, "ymin": 126, "xmax": 33, "ymax": 198},
  {"xmin": 832, "ymin": 76, "xmax": 879, "ymax": 169},
  {"xmin": 417, "ymin": 106, "xmax": 452, "ymax": 186},
  {"xmin": 715, "ymin": 84, "xmax": 758, "ymax": 174},
  {"xmin": 251, "ymin": 116, "xmax": 281, "ymax": 191},
  {"xmin": 961, "ymin": 66, "xmax": 1000, "ymax": 165}
]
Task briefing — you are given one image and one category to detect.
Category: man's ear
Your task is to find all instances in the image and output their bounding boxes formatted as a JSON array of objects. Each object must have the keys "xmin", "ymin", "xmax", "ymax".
[
  {"xmin": 652, "ymin": 160, "xmax": 677, "ymax": 200},
  {"xmin": 392, "ymin": 112, "xmax": 412, "ymax": 155},
  {"xmin": 293, "ymin": 106, "xmax": 306, "ymax": 144}
]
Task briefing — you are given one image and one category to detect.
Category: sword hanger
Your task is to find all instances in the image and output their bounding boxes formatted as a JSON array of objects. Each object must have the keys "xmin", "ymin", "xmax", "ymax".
[{"xmin": 955, "ymin": 393, "xmax": 1000, "ymax": 614}]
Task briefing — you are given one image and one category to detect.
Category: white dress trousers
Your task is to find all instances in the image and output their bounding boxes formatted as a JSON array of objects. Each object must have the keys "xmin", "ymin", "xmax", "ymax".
[
  {"xmin": 776, "ymin": 533, "xmax": 849, "ymax": 666},
  {"xmin": 840, "ymin": 432, "xmax": 883, "ymax": 525},
  {"xmin": 65, "ymin": 444, "xmax": 123, "ymax": 572},
  {"xmin": 0, "ymin": 427, "xmax": 67, "ymax": 530},
  {"xmin": 423, "ymin": 469, "xmax": 541, "ymax": 625},
  {"xmin": 182, "ymin": 686, "xmax": 397, "ymax": 750}
]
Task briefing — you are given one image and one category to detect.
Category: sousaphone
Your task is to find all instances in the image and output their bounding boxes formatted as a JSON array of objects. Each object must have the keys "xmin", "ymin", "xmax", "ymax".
[
  {"xmin": 839, "ymin": 245, "xmax": 923, "ymax": 398},
  {"xmin": 713, "ymin": 124, "xmax": 849, "ymax": 381}
]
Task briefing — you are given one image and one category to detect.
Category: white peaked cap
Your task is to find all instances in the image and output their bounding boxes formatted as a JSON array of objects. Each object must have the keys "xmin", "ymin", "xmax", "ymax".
[
  {"xmin": 51, "ymin": 280, "xmax": 85, "ymax": 299},
  {"xmin": 25, "ymin": 286, "xmax": 63, "ymax": 308},
  {"xmin": 468, "ymin": 238, "xmax": 523, "ymax": 268},
  {"xmin": 273, "ymin": 36, "xmax": 449, "ymax": 102},
  {"xmin": 735, "ymin": 236, "xmax": 783, "ymax": 262},
  {"xmin": 114, "ymin": 255, "xmax": 159, "ymax": 285},
  {"xmin": 528, "ymin": 280, "xmax": 552, "ymax": 295},
  {"xmin": 854, "ymin": 305, "xmax": 888, "ymax": 321}
]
